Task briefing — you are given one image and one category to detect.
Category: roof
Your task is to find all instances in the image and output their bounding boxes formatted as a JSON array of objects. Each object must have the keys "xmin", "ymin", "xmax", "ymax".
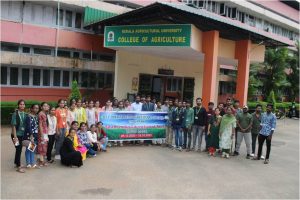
[{"xmin": 89, "ymin": 2, "xmax": 295, "ymax": 47}]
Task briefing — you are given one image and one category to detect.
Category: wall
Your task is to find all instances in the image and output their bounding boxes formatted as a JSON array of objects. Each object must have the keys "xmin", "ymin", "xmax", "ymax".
[
  {"xmin": 249, "ymin": 43, "xmax": 265, "ymax": 63},
  {"xmin": 114, "ymin": 50, "xmax": 204, "ymax": 101},
  {"xmin": 218, "ymin": 38, "xmax": 235, "ymax": 59}
]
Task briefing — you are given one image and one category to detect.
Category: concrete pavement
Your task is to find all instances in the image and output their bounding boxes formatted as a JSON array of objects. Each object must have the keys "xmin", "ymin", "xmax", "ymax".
[{"xmin": 1, "ymin": 118, "xmax": 299, "ymax": 199}]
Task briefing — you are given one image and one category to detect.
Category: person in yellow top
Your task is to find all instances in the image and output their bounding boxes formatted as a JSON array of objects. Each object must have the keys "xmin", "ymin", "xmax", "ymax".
[
  {"xmin": 67, "ymin": 121, "xmax": 87, "ymax": 160},
  {"xmin": 75, "ymin": 99, "xmax": 87, "ymax": 124}
]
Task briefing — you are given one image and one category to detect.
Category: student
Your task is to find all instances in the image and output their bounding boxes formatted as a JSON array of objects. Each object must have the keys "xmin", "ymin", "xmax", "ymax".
[
  {"xmin": 67, "ymin": 102, "xmax": 76, "ymax": 130},
  {"xmin": 47, "ymin": 107, "xmax": 57, "ymax": 163},
  {"xmin": 95, "ymin": 100, "xmax": 102, "ymax": 123},
  {"xmin": 205, "ymin": 102, "xmax": 215, "ymax": 152},
  {"xmin": 192, "ymin": 98, "xmax": 207, "ymax": 152},
  {"xmin": 234, "ymin": 106, "xmax": 253, "ymax": 159},
  {"xmin": 11, "ymin": 99, "xmax": 27, "ymax": 173},
  {"xmin": 183, "ymin": 100, "xmax": 194, "ymax": 151},
  {"xmin": 102, "ymin": 100, "xmax": 113, "ymax": 111},
  {"xmin": 55, "ymin": 99, "xmax": 68, "ymax": 160},
  {"xmin": 60, "ymin": 128, "xmax": 83, "ymax": 168},
  {"xmin": 23, "ymin": 104, "xmax": 40, "ymax": 169},
  {"xmin": 142, "ymin": 95, "xmax": 155, "ymax": 145},
  {"xmin": 165, "ymin": 100, "xmax": 174, "ymax": 148},
  {"xmin": 82, "ymin": 101, "xmax": 87, "ymax": 109},
  {"xmin": 253, "ymin": 104, "xmax": 277, "ymax": 164},
  {"xmin": 172, "ymin": 101, "xmax": 185, "ymax": 151},
  {"xmin": 251, "ymin": 104, "xmax": 262, "ymax": 157},
  {"xmin": 38, "ymin": 102, "xmax": 49, "ymax": 166},
  {"xmin": 87, "ymin": 124, "xmax": 101, "ymax": 152},
  {"xmin": 115, "ymin": 101, "xmax": 125, "ymax": 111},
  {"xmin": 112, "ymin": 98, "xmax": 119, "ymax": 110},
  {"xmin": 161, "ymin": 99, "xmax": 169, "ymax": 112},
  {"xmin": 96, "ymin": 121, "xmax": 108, "ymax": 152},
  {"xmin": 207, "ymin": 108, "xmax": 221, "ymax": 156},
  {"xmin": 86, "ymin": 100, "xmax": 96, "ymax": 128},
  {"xmin": 155, "ymin": 101, "xmax": 163, "ymax": 112},
  {"xmin": 131, "ymin": 95, "xmax": 143, "ymax": 111},
  {"xmin": 124, "ymin": 99, "xmax": 132, "ymax": 111},
  {"xmin": 77, "ymin": 122, "xmax": 97, "ymax": 157},
  {"xmin": 219, "ymin": 107, "xmax": 236, "ymax": 159},
  {"xmin": 75, "ymin": 99, "xmax": 87, "ymax": 124},
  {"xmin": 70, "ymin": 121, "xmax": 87, "ymax": 160},
  {"xmin": 218, "ymin": 103, "xmax": 225, "ymax": 116}
]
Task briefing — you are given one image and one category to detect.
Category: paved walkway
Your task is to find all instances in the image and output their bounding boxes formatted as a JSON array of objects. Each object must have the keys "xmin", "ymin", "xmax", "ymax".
[{"xmin": 1, "ymin": 118, "xmax": 299, "ymax": 199}]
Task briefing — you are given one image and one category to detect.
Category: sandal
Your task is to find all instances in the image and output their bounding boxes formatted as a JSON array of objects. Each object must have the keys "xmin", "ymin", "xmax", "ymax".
[
  {"xmin": 16, "ymin": 167, "xmax": 25, "ymax": 173},
  {"xmin": 47, "ymin": 160, "xmax": 55, "ymax": 164}
]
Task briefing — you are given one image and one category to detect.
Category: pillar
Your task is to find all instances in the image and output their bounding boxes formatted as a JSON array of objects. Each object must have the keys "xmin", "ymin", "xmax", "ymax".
[
  {"xmin": 201, "ymin": 30, "xmax": 219, "ymax": 108},
  {"xmin": 235, "ymin": 40, "xmax": 251, "ymax": 107}
]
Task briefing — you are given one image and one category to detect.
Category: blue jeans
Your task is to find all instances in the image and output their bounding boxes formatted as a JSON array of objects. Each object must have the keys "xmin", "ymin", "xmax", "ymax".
[
  {"xmin": 25, "ymin": 148, "xmax": 35, "ymax": 165},
  {"xmin": 55, "ymin": 128, "xmax": 66, "ymax": 155},
  {"xmin": 192, "ymin": 125, "xmax": 205, "ymax": 151},
  {"xmin": 84, "ymin": 143, "xmax": 96, "ymax": 155},
  {"xmin": 174, "ymin": 128, "xmax": 183, "ymax": 148},
  {"xmin": 101, "ymin": 137, "xmax": 108, "ymax": 150}
]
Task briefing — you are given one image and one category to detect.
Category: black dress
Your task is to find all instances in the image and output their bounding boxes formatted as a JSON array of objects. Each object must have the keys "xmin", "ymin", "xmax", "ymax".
[{"xmin": 60, "ymin": 137, "xmax": 83, "ymax": 167}]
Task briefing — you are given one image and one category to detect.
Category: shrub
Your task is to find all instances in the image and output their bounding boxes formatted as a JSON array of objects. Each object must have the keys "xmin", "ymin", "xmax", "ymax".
[
  {"xmin": 68, "ymin": 80, "xmax": 82, "ymax": 102},
  {"xmin": 247, "ymin": 101, "xmax": 299, "ymax": 112}
]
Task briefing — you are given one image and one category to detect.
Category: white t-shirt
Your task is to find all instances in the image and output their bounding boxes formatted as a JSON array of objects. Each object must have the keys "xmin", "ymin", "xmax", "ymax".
[
  {"xmin": 87, "ymin": 131, "xmax": 97, "ymax": 143},
  {"xmin": 131, "ymin": 102, "xmax": 143, "ymax": 111},
  {"xmin": 86, "ymin": 108, "xmax": 96, "ymax": 128},
  {"xmin": 47, "ymin": 115, "xmax": 57, "ymax": 135}
]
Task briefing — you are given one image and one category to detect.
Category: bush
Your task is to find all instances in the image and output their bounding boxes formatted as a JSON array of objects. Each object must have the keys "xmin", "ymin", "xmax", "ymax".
[
  {"xmin": 68, "ymin": 80, "xmax": 82, "ymax": 102},
  {"xmin": 0, "ymin": 101, "xmax": 56, "ymax": 125},
  {"xmin": 247, "ymin": 101, "xmax": 299, "ymax": 112}
]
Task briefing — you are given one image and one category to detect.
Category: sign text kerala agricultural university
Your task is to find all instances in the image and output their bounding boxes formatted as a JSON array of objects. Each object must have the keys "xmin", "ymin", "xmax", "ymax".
[{"xmin": 104, "ymin": 24, "xmax": 191, "ymax": 47}]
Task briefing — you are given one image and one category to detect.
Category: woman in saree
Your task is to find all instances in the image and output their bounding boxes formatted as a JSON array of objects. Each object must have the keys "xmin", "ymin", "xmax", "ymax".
[
  {"xmin": 219, "ymin": 107, "xmax": 236, "ymax": 159},
  {"xmin": 207, "ymin": 108, "xmax": 222, "ymax": 157},
  {"xmin": 69, "ymin": 121, "xmax": 87, "ymax": 160}
]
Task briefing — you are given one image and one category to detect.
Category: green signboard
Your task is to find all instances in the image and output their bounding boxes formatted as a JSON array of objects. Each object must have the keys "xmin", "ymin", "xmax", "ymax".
[{"xmin": 104, "ymin": 24, "xmax": 191, "ymax": 47}]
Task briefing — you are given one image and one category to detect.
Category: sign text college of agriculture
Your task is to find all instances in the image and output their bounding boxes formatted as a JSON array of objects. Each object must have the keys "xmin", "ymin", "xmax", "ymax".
[{"xmin": 104, "ymin": 24, "xmax": 191, "ymax": 47}]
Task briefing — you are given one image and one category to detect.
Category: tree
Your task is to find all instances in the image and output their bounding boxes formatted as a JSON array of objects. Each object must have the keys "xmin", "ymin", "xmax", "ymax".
[
  {"xmin": 248, "ymin": 63, "xmax": 263, "ymax": 99},
  {"xmin": 68, "ymin": 80, "xmax": 82, "ymax": 102},
  {"xmin": 287, "ymin": 41, "xmax": 299, "ymax": 101}
]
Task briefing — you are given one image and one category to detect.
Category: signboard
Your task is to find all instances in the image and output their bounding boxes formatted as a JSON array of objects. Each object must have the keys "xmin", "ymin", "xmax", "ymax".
[
  {"xmin": 99, "ymin": 111, "xmax": 168, "ymax": 141},
  {"xmin": 104, "ymin": 24, "xmax": 191, "ymax": 47},
  {"xmin": 158, "ymin": 69, "xmax": 174, "ymax": 75}
]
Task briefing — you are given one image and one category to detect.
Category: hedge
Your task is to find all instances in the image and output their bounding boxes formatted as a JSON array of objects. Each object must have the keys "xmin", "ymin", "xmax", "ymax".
[
  {"xmin": 247, "ymin": 101, "xmax": 299, "ymax": 112},
  {"xmin": 1, "ymin": 101, "xmax": 57, "ymax": 125}
]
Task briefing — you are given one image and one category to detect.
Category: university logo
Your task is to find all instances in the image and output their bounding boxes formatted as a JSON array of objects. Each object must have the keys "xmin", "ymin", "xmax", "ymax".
[{"xmin": 107, "ymin": 31, "xmax": 114, "ymax": 42}]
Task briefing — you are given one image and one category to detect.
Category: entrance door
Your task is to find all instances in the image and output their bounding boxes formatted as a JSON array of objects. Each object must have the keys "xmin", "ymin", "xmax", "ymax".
[{"xmin": 152, "ymin": 76, "xmax": 163, "ymax": 101}]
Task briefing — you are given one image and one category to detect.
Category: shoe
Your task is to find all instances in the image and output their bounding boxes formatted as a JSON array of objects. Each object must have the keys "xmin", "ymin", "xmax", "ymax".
[
  {"xmin": 252, "ymin": 156, "xmax": 260, "ymax": 160},
  {"xmin": 93, "ymin": 154, "xmax": 97, "ymax": 157},
  {"xmin": 233, "ymin": 151, "xmax": 239, "ymax": 156},
  {"xmin": 261, "ymin": 155, "xmax": 265, "ymax": 159},
  {"xmin": 16, "ymin": 167, "xmax": 25, "ymax": 173},
  {"xmin": 246, "ymin": 154, "xmax": 251, "ymax": 159},
  {"xmin": 222, "ymin": 152, "xmax": 226, "ymax": 158},
  {"xmin": 178, "ymin": 147, "xmax": 183, "ymax": 151},
  {"xmin": 264, "ymin": 159, "xmax": 269, "ymax": 164},
  {"xmin": 26, "ymin": 164, "xmax": 32, "ymax": 168},
  {"xmin": 225, "ymin": 154, "xmax": 230, "ymax": 159},
  {"xmin": 32, "ymin": 164, "xmax": 40, "ymax": 169},
  {"xmin": 47, "ymin": 159, "xmax": 55, "ymax": 164},
  {"xmin": 250, "ymin": 153, "xmax": 255, "ymax": 157},
  {"xmin": 54, "ymin": 155, "xmax": 61, "ymax": 160}
]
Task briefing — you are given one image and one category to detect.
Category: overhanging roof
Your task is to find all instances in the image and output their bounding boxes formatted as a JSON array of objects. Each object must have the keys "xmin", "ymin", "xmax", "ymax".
[{"xmin": 89, "ymin": 2, "xmax": 295, "ymax": 47}]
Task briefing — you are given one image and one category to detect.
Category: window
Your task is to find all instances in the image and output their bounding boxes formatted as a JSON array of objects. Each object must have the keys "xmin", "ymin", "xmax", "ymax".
[
  {"xmin": 1, "ymin": 67, "xmax": 7, "ymax": 85},
  {"xmin": 92, "ymin": 53, "xmax": 98, "ymax": 60},
  {"xmin": 34, "ymin": 48, "xmax": 51, "ymax": 55},
  {"xmin": 98, "ymin": 73, "xmax": 105, "ymax": 88},
  {"xmin": 57, "ymin": 50, "xmax": 71, "ymax": 58},
  {"xmin": 105, "ymin": 73, "xmax": 113, "ymax": 87},
  {"xmin": 167, "ymin": 77, "xmax": 182, "ymax": 92},
  {"xmin": 22, "ymin": 68, "xmax": 30, "ymax": 85},
  {"xmin": 81, "ymin": 72, "xmax": 88, "ymax": 87},
  {"xmin": 43, "ymin": 69, "xmax": 50, "ymax": 86},
  {"xmin": 10, "ymin": 67, "xmax": 19, "ymax": 85},
  {"xmin": 82, "ymin": 52, "xmax": 91, "ymax": 60},
  {"xmin": 75, "ymin": 13, "xmax": 82, "ymax": 29},
  {"xmin": 33, "ymin": 69, "xmax": 41, "ymax": 86},
  {"xmin": 53, "ymin": 70, "xmax": 61, "ymax": 86},
  {"xmin": 72, "ymin": 71, "xmax": 79, "ymax": 82},
  {"xmin": 56, "ymin": 9, "xmax": 63, "ymax": 26},
  {"xmin": 62, "ymin": 71, "xmax": 70, "ymax": 87},
  {"xmin": 65, "ymin": 10, "xmax": 72, "ymax": 27},
  {"xmin": 1, "ymin": 43, "xmax": 19, "ymax": 52},
  {"xmin": 89, "ymin": 72, "xmax": 97, "ymax": 88},
  {"xmin": 100, "ymin": 55, "xmax": 114, "ymax": 62},
  {"xmin": 22, "ymin": 47, "xmax": 30, "ymax": 53},
  {"xmin": 73, "ymin": 52, "xmax": 80, "ymax": 58}
]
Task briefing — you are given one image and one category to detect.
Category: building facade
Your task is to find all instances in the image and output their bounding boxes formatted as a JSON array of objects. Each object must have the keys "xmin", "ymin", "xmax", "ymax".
[{"xmin": 1, "ymin": 0, "xmax": 299, "ymax": 106}]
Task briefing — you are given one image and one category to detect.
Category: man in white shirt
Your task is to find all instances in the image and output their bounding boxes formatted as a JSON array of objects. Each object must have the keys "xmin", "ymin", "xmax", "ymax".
[{"xmin": 131, "ymin": 95, "xmax": 143, "ymax": 111}]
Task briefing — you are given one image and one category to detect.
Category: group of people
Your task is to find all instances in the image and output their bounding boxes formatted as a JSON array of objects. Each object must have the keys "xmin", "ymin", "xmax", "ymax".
[
  {"xmin": 11, "ymin": 95, "xmax": 277, "ymax": 173},
  {"xmin": 11, "ymin": 99, "xmax": 108, "ymax": 173}
]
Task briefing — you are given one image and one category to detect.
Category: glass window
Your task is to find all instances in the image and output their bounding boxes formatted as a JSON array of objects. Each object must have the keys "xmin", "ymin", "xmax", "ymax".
[
  {"xmin": 57, "ymin": 50, "xmax": 71, "ymax": 58},
  {"xmin": 65, "ymin": 10, "xmax": 72, "ymax": 27},
  {"xmin": 75, "ymin": 13, "xmax": 82, "ymax": 29},
  {"xmin": 72, "ymin": 71, "xmax": 79, "ymax": 82},
  {"xmin": 89, "ymin": 72, "xmax": 97, "ymax": 88},
  {"xmin": 22, "ymin": 47, "xmax": 30, "ymax": 53},
  {"xmin": 73, "ymin": 52, "xmax": 80, "ymax": 58},
  {"xmin": 33, "ymin": 69, "xmax": 41, "ymax": 86},
  {"xmin": 98, "ymin": 73, "xmax": 105, "ymax": 88},
  {"xmin": 62, "ymin": 71, "xmax": 70, "ymax": 87},
  {"xmin": 53, "ymin": 70, "xmax": 61, "ymax": 86},
  {"xmin": 56, "ymin": 9, "xmax": 63, "ymax": 26},
  {"xmin": 92, "ymin": 53, "xmax": 98, "ymax": 60},
  {"xmin": 178, "ymin": 78, "xmax": 182, "ymax": 91},
  {"xmin": 82, "ymin": 52, "xmax": 91, "ymax": 60},
  {"xmin": 81, "ymin": 72, "xmax": 88, "ymax": 87},
  {"xmin": 10, "ymin": 67, "xmax": 19, "ymax": 85},
  {"xmin": 1, "ymin": 67, "xmax": 7, "ymax": 85},
  {"xmin": 34, "ymin": 48, "xmax": 51, "ymax": 55},
  {"xmin": 22, "ymin": 68, "xmax": 30, "ymax": 85},
  {"xmin": 43, "ymin": 69, "xmax": 50, "ymax": 86},
  {"xmin": 105, "ymin": 73, "xmax": 113, "ymax": 87},
  {"xmin": 100, "ymin": 55, "xmax": 114, "ymax": 62},
  {"xmin": 1, "ymin": 44, "xmax": 19, "ymax": 52},
  {"xmin": 167, "ymin": 78, "xmax": 171, "ymax": 91}
]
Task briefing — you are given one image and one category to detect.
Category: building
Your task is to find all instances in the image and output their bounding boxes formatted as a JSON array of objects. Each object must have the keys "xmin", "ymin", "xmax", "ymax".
[{"xmin": 1, "ymin": 0, "xmax": 299, "ymax": 107}]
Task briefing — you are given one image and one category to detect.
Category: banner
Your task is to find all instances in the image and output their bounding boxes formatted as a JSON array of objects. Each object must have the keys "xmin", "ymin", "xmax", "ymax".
[
  {"xmin": 104, "ymin": 24, "xmax": 191, "ymax": 47},
  {"xmin": 99, "ymin": 111, "xmax": 168, "ymax": 141}
]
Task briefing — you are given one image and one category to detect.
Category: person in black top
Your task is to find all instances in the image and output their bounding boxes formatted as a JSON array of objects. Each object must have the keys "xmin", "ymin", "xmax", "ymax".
[
  {"xmin": 192, "ymin": 98, "xmax": 207, "ymax": 152},
  {"xmin": 60, "ymin": 129, "xmax": 83, "ymax": 167},
  {"xmin": 172, "ymin": 101, "xmax": 185, "ymax": 151},
  {"xmin": 142, "ymin": 95, "xmax": 155, "ymax": 145}
]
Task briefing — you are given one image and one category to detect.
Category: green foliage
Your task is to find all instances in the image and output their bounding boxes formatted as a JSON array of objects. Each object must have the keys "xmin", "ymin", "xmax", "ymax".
[
  {"xmin": 267, "ymin": 90, "xmax": 277, "ymax": 110},
  {"xmin": 248, "ymin": 63, "xmax": 263, "ymax": 97},
  {"xmin": 247, "ymin": 101, "xmax": 299, "ymax": 112},
  {"xmin": 0, "ymin": 101, "xmax": 56, "ymax": 125},
  {"xmin": 68, "ymin": 80, "xmax": 82, "ymax": 102},
  {"xmin": 286, "ymin": 41, "xmax": 299, "ymax": 101}
]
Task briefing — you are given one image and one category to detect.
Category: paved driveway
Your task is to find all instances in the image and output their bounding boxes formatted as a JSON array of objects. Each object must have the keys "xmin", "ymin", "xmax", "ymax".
[{"xmin": 1, "ymin": 119, "xmax": 299, "ymax": 199}]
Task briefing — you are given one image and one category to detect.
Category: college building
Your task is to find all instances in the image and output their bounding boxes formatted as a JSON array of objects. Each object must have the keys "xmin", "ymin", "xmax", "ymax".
[{"xmin": 1, "ymin": 0, "xmax": 299, "ymax": 107}]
